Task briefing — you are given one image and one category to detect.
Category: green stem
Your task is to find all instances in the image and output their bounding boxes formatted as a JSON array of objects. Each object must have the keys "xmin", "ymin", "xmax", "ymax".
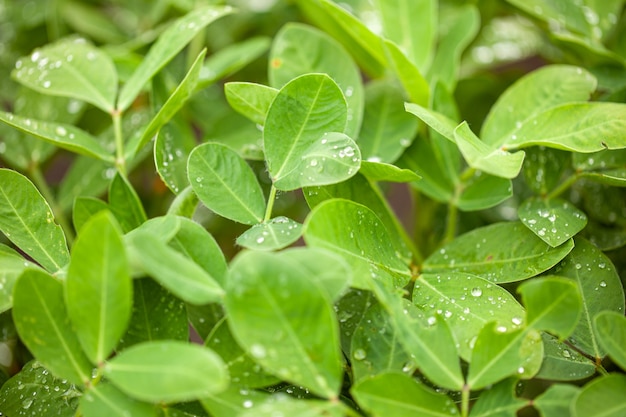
[
  {"xmin": 29, "ymin": 164, "xmax": 75, "ymax": 246},
  {"xmin": 112, "ymin": 109, "xmax": 126, "ymax": 175},
  {"xmin": 545, "ymin": 173, "xmax": 580, "ymax": 200},
  {"xmin": 444, "ymin": 201, "xmax": 458, "ymax": 244},
  {"xmin": 461, "ymin": 384, "xmax": 470, "ymax": 417},
  {"xmin": 264, "ymin": 185, "xmax": 278, "ymax": 222}
]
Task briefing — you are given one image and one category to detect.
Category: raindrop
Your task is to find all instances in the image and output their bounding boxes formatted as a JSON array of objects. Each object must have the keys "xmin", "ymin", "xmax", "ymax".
[
  {"xmin": 256, "ymin": 237, "xmax": 265, "ymax": 244},
  {"xmin": 367, "ymin": 156, "xmax": 382, "ymax": 162},
  {"xmin": 496, "ymin": 326, "xmax": 507, "ymax": 333},
  {"xmin": 575, "ymin": 263, "xmax": 582, "ymax": 270},
  {"xmin": 195, "ymin": 177, "xmax": 202, "ymax": 183},
  {"xmin": 55, "ymin": 126, "xmax": 67, "ymax": 136},
  {"xmin": 309, "ymin": 159, "xmax": 318, "ymax": 167},
  {"xmin": 43, "ymin": 80, "xmax": 51, "ymax": 88},
  {"xmin": 400, "ymin": 138, "xmax": 411, "ymax": 147},
  {"xmin": 517, "ymin": 367, "xmax": 525, "ymax": 374},
  {"xmin": 599, "ymin": 281, "xmax": 607, "ymax": 288},
  {"xmin": 345, "ymin": 86, "xmax": 354, "ymax": 97},
  {"xmin": 243, "ymin": 400, "xmax": 253, "ymax": 408},
  {"xmin": 22, "ymin": 398, "xmax": 34, "ymax": 409},
  {"xmin": 562, "ymin": 349, "xmax": 571, "ymax": 358},
  {"xmin": 353, "ymin": 348, "xmax": 367, "ymax": 360},
  {"xmin": 511, "ymin": 317, "xmax": 522, "ymax": 326},
  {"xmin": 470, "ymin": 287, "xmax": 482, "ymax": 297},
  {"xmin": 249, "ymin": 344, "xmax": 266, "ymax": 359},
  {"xmin": 598, "ymin": 262, "xmax": 606, "ymax": 269},
  {"xmin": 427, "ymin": 316, "xmax": 436, "ymax": 326}
]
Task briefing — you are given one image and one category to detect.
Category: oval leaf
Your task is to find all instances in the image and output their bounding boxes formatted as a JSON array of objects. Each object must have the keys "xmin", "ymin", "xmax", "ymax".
[
  {"xmin": 533, "ymin": 383, "xmax": 581, "ymax": 417},
  {"xmin": 573, "ymin": 374, "xmax": 626, "ymax": 417},
  {"xmin": 359, "ymin": 161, "xmax": 421, "ymax": 183},
  {"xmin": 519, "ymin": 197, "xmax": 588, "ymax": 247},
  {"xmin": 105, "ymin": 341, "xmax": 228, "ymax": 403},
  {"xmin": 595, "ymin": 311, "xmax": 626, "ymax": 371},
  {"xmin": 81, "ymin": 383, "xmax": 158, "ymax": 417},
  {"xmin": 188, "ymin": 142, "xmax": 265, "ymax": 225},
  {"xmin": 0, "ymin": 245, "xmax": 38, "ymax": 313},
  {"xmin": 236, "ymin": 217, "xmax": 303, "ymax": 251},
  {"xmin": 224, "ymin": 82, "xmax": 278, "ymax": 125},
  {"xmin": 154, "ymin": 120, "xmax": 196, "ymax": 195},
  {"xmin": 536, "ymin": 333, "xmax": 596, "ymax": 381}
]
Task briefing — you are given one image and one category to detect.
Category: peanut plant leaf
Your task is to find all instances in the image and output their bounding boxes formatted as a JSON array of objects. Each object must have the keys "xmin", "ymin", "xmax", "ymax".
[
  {"xmin": 0, "ymin": 360, "xmax": 81, "ymax": 417},
  {"xmin": 269, "ymin": 23, "xmax": 364, "ymax": 138},
  {"xmin": 154, "ymin": 119, "xmax": 196, "ymax": 195},
  {"xmin": 533, "ymin": 383, "xmax": 580, "ymax": 417},
  {"xmin": 264, "ymin": 74, "xmax": 359, "ymax": 191},
  {"xmin": 236, "ymin": 217, "xmax": 303, "ymax": 252},
  {"xmin": 12, "ymin": 37, "xmax": 118, "ymax": 113},
  {"xmin": 375, "ymin": 0, "xmax": 436, "ymax": 72},
  {"xmin": 404, "ymin": 102, "xmax": 456, "ymax": 142},
  {"xmin": 224, "ymin": 82, "xmax": 278, "ymax": 125},
  {"xmin": 0, "ymin": 169, "xmax": 69, "ymax": 272},
  {"xmin": 469, "ymin": 378, "xmax": 529, "ymax": 417},
  {"xmin": 594, "ymin": 311, "xmax": 626, "ymax": 371},
  {"xmin": 457, "ymin": 173, "xmax": 513, "ymax": 211},
  {"xmin": 358, "ymin": 80, "xmax": 419, "ymax": 164},
  {"xmin": 0, "ymin": 111, "xmax": 114, "ymax": 162},
  {"xmin": 188, "ymin": 142, "xmax": 265, "ymax": 225},
  {"xmin": 481, "ymin": 65, "xmax": 597, "ymax": 145},
  {"xmin": 423, "ymin": 222, "xmax": 574, "ymax": 283},
  {"xmin": 523, "ymin": 147, "xmax": 571, "ymax": 194},
  {"xmin": 80, "ymin": 382, "xmax": 158, "ymax": 417},
  {"xmin": 536, "ymin": 333, "xmax": 596, "ymax": 381},
  {"xmin": 303, "ymin": 199, "xmax": 411, "ymax": 289},
  {"xmin": 519, "ymin": 197, "xmax": 588, "ymax": 247},
  {"xmin": 572, "ymin": 374, "xmax": 626, "ymax": 417},
  {"xmin": 225, "ymin": 250, "xmax": 344, "ymax": 399},
  {"xmin": 66, "ymin": 211, "xmax": 132, "ymax": 364},
  {"xmin": 72, "ymin": 197, "xmax": 110, "ymax": 233},
  {"xmin": 126, "ymin": 231, "xmax": 225, "ymax": 305},
  {"xmin": 238, "ymin": 398, "xmax": 349, "ymax": 417},
  {"xmin": 383, "ymin": 39, "xmax": 430, "ymax": 106},
  {"xmin": 109, "ymin": 173, "xmax": 148, "ymax": 233},
  {"xmin": 117, "ymin": 5, "xmax": 234, "ymax": 111},
  {"xmin": 12, "ymin": 269, "xmax": 92, "ymax": 385},
  {"xmin": 135, "ymin": 49, "xmax": 206, "ymax": 154},
  {"xmin": 413, "ymin": 272, "xmax": 526, "ymax": 361},
  {"xmin": 0, "ymin": 245, "xmax": 38, "ymax": 313},
  {"xmin": 552, "ymin": 237, "xmax": 625, "ymax": 358},
  {"xmin": 359, "ymin": 161, "xmax": 421, "ymax": 183},
  {"xmin": 200, "ymin": 384, "xmax": 272, "ymax": 416},
  {"xmin": 352, "ymin": 372, "xmax": 459, "ymax": 417},
  {"xmin": 104, "ymin": 341, "xmax": 229, "ymax": 403}
]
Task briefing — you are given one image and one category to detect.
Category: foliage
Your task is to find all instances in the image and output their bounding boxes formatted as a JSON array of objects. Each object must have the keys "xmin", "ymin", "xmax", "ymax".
[{"xmin": 0, "ymin": 0, "xmax": 625, "ymax": 416}]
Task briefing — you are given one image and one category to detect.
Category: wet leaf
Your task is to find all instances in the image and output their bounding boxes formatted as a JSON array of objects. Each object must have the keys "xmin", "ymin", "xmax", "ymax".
[
  {"xmin": 359, "ymin": 161, "xmax": 421, "ymax": 183},
  {"xmin": 595, "ymin": 311, "xmax": 626, "ymax": 371},
  {"xmin": 72, "ymin": 197, "xmax": 110, "ymax": 233},
  {"xmin": 201, "ymin": 385, "xmax": 272, "ymax": 416},
  {"xmin": 519, "ymin": 197, "xmax": 587, "ymax": 247},
  {"xmin": 0, "ymin": 245, "xmax": 37, "ymax": 313},
  {"xmin": 470, "ymin": 378, "xmax": 529, "ymax": 417},
  {"xmin": 522, "ymin": 147, "xmax": 570, "ymax": 194},
  {"xmin": 533, "ymin": 383, "xmax": 580, "ymax": 417},
  {"xmin": 80, "ymin": 382, "xmax": 157, "ymax": 417},
  {"xmin": 237, "ymin": 396, "xmax": 349, "ymax": 417},
  {"xmin": 154, "ymin": 119, "xmax": 196, "ymax": 195},
  {"xmin": 457, "ymin": 173, "xmax": 513, "ymax": 211},
  {"xmin": 536, "ymin": 333, "xmax": 596, "ymax": 381},
  {"xmin": 236, "ymin": 217, "xmax": 303, "ymax": 251},
  {"xmin": 224, "ymin": 82, "xmax": 278, "ymax": 125},
  {"xmin": 109, "ymin": 172, "xmax": 147, "ymax": 233},
  {"xmin": 573, "ymin": 374, "xmax": 626, "ymax": 417}
]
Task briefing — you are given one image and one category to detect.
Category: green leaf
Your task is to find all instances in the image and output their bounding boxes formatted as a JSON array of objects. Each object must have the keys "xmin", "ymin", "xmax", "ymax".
[
  {"xmin": 481, "ymin": 65, "xmax": 597, "ymax": 146},
  {"xmin": 72, "ymin": 197, "xmax": 110, "ymax": 233},
  {"xmin": 60, "ymin": 1, "xmax": 126, "ymax": 44},
  {"xmin": 237, "ymin": 397, "xmax": 349, "ymax": 417},
  {"xmin": 0, "ymin": 169, "xmax": 69, "ymax": 272},
  {"xmin": 12, "ymin": 269, "xmax": 92, "ymax": 384},
  {"xmin": 552, "ymin": 237, "xmax": 625, "ymax": 358},
  {"xmin": 303, "ymin": 199, "xmax": 411, "ymax": 289},
  {"xmin": 0, "ymin": 360, "xmax": 81, "ymax": 417},
  {"xmin": 12, "ymin": 37, "xmax": 118, "ymax": 113},
  {"xmin": 457, "ymin": 173, "xmax": 513, "ymax": 211},
  {"xmin": 454, "ymin": 121, "xmax": 525, "ymax": 179},
  {"xmin": 595, "ymin": 311, "xmax": 626, "ymax": 371},
  {"xmin": 225, "ymin": 250, "xmax": 344, "ymax": 399},
  {"xmin": 352, "ymin": 372, "xmax": 459, "ymax": 417},
  {"xmin": 236, "ymin": 217, "xmax": 303, "ymax": 252},
  {"xmin": 359, "ymin": 161, "xmax": 421, "ymax": 183},
  {"xmin": 0, "ymin": 111, "xmax": 114, "ymax": 162},
  {"xmin": 66, "ymin": 211, "xmax": 132, "ymax": 364},
  {"xmin": 413, "ymin": 272, "xmax": 526, "ymax": 361},
  {"xmin": 154, "ymin": 119, "xmax": 196, "ymax": 195},
  {"xmin": 126, "ymin": 230, "xmax": 225, "ymax": 305},
  {"xmin": 336, "ymin": 289, "xmax": 376, "ymax": 355},
  {"xmin": 134, "ymin": 49, "xmax": 206, "ymax": 154},
  {"xmin": 264, "ymin": 74, "xmax": 360, "ymax": 191},
  {"xmin": 523, "ymin": 147, "xmax": 571, "ymax": 194},
  {"xmin": 382, "ymin": 39, "xmax": 430, "ymax": 106},
  {"xmin": 375, "ymin": 0, "xmax": 436, "ymax": 72},
  {"xmin": 117, "ymin": 6, "xmax": 234, "ymax": 111},
  {"xmin": 536, "ymin": 333, "xmax": 596, "ymax": 381},
  {"xmin": 188, "ymin": 142, "xmax": 265, "ymax": 225},
  {"xmin": 469, "ymin": 378, "xmax": 529, "ymax": 417},
  {"xmin": 575, "ymin": 149, "xmax": 626, "ymax": 187},
  {"xmin": 404, "ymin": 102, "xmax": 456, "ymax": 142},
  {"xmin": 533, "ymin": 383, "xmax": 580, "ymax": 417},
  {"xmin": 80, "ymin": 382, "xmax": 157, "ymax": 417},
  {"xmin": 224, "ymin": 82, "xmax": 278, "ymax": 125},
  {"xmin": 423, "ymin": 222, "xmax": 574, "ymax": 283},
  {"xmin": 109, "ymin": 173, "xmax": 148, "ymax": 233},
  {"xmin": 519, "ymin": 197, "xmax": 588, "ymax": 247},
  {"xmin": 105, "ymin": 341, "xmax": 228, "ymax": 403},
  {"xmin": 573, "ymin": 374, "xmax": 626, "ymax": 417},
  {"xmin": 518, "ymin": 276, "xmax": 582, "ymax": 339},
  {"xmin": 201, "ymin": 385, "xmax": 272, "ymax": 416},
  {"xmin": 58, "ymin": 156, "xmax": 112, "ymax": 211},
  {"xmin": 0, "ymin": 245, "xmax": 38, "ymax": 313},
  {"xmin": 118, "ymin": 278, "xmax": 188, "ymax": 350},
  {"xmin": 269, "ymin": 23, "xmax": 364, "ymax": 138},
  {"xmin": 350, "ymin": 304, "xmax": 412, "ymax": 382},
  {"xmin": 358, "ymin": 79, "xmax": 419, "ymax": 164}
]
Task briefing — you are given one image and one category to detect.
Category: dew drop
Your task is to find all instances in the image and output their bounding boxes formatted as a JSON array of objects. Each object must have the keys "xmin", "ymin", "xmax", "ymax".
[
  {"xmin": 517, "ymin": 366, "xmax": 525, "ymax": 374},
  {"xmin": 249, "ymin": 344, "xmax": 266, "ymax": 359},
  {"xmin": 353, "ymin": 348, "xmax": 367, "ymax": 361},
  {"xmin": 427, "ymin": 316, "xmax": 436, "ymax": 326},
  {"xmin": 598, "ymin": 262, "xmax": 606, "ymax": 269},
  {"xmin": 243, "ymin": 400, "xmax": 253, "ymax": 408},
  {"xmin": 511, "ymin": 317, "xmax": 522, "ymax": 326},
  {"xmin": 471, "ymin": 287, "xmax": 482, "ymax": 297},
  {"xmin": 562, "ymin": 349, "xmax": 571, "ymax": 358},
  {"xmin": 55, "ymin": 126, "xmax": 67, "ymax": 136},
  {"xmin": 256, "ymin": 237, "xmax": 265, "ymax": 244},
  {"xmin": 599, "ymin": 281, "xmax": 607, "ymax": 288},
  {"xmin": 575, "ymin": 263, "xmax": 582, "ymax": 270},
  {"xmin": 309, "ymin": 159, "xmax": 318, "ymax": 167},
  {"xmin": 43, "ymin": 80, "xmax": 51, "ymax": 88}
]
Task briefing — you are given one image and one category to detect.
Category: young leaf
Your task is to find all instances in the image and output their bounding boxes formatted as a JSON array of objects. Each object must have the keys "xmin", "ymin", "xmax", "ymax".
[
  {"xmin": 0, "ymin": 245, "xmax": 38, "ymax": 313},
  {"xmin": 12, "ymin": 37, "xmax": 118, "ymax": 113},
  {"xmin": 154, "ymin": 119, "xmax": 197, "ymax": 194},
  {"xmin": 523, "ymin": 147, "xmax": 571, "ymax": 194},
  {"xmin": 457, "ymin": 173, "xmax": 514, "ymax": 211},
  {"xmin": 552, "ymin": 237, "xmax": 625, "ymax": 358},
  {"xmin": 536, "ymin": 333, "xmax": 596, "ymax": 381},
  {"xmin": 303, "ymin": 199, "xmax": 411, "ymax": 289},
  {"xmin": 264, "ymin": 74, "xmax": 359, "ymax": 191},
  {"xmin": 0, "ymin": 169, "xmax": 69, "ymax": 272},
  {"xmin": 66, "ymin": 211, "xmax": 132, "ymax": 364},
  {"xmin": 133, "ymin": 49, "xmax": 206, "ymax": 154},
  {"xmin": 225, "ymin": 250, "xmax": 344, "ymax": 399},
  {"xmin": 358, "ymin": 80, "xmax": 419, "ymax": 164},
  {"xmin": 423, "ymin": 222, "xmax": 574, "ymax": 283},
  {"xmin": 109, "ymin": 172, "xmax": 148, "ymax": 233},
  {"xmin": 236, "ymin": 217, "xmax": 303, "ymax": 252},
  {"xmin": 519, "ymin": 197, "xmax": 588, "ymax": 247},
  {"xmin": 533, "ymin": 384, "xmax": 580, "ymax": 417},
  {"xmin": 188, "ymin": 142, "xmax": 265, "ymax": 225},
  {"xmin": 572, "ymin": 374, "xmax": 626, "ymax": 417},
  {"xmin": 72, "ymin": 197, "xmax": 110, "ymax": 232},
  {"xmin": 469, "ymin": 378, "xmax": 529, "ymax": 417},
  {"xmin": 104, "ymin": 341, "xmax": 228, "ymax": 403},
  {"xmin": 12, "ymin": 269, "xmax": 92, "ymax": 385},
  {"xmin": 117, "ymin": 6, "xmax": 234, "ymax": 111},
  {"xmin": 269, "ymin": 23, "xmax": 364, "ymax": 138},
  {"xmin": 382, "ymin": 39, "xmax": 430, "ymax": 106},
  {"xmin": 80, "ymin": 382, "xmax": 158, "ymax": 417},
  {"xmin": 0, "ymin": 361, "xmax": 80, "ymax": 417},
  {"xmin": 224, "ymin": 82, "xmax": 278, "ymax": 125},
  {"xmin": 359, "ymin": 161, "xmax": 421, "ymax": 183},
  {"xmin": 404, "ymin": 102, "xmax": 457, "ymax": 142},
  {"xmin": 595, "ymin": 311, "xmax": 626, "ymax": 371},
  {"xmin": 352, "ymin": 372, "xmax": 459, "ymax": 417},
  {"xmin": 0, "ymin": 111, "xmax": 114, "ymax": 162}
]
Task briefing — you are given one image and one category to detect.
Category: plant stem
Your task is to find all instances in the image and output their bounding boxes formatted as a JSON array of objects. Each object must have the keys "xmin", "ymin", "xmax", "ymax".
[
  {"xmin": 29, "ymin": 163, "xmax": 75, "ymax": 246},
  {"xmin": 461, "ymin": 384, "xmax": 470, "ymax": 417},
  {"xmin": 112, "ymin": 109, "xmax": 126, "ymax": 175},
  {"xmin": 545, "ymin": 173, "xmax": 580, "ymax": 200},
  {"xmin": 444, "ymin": 201, "xmax": 458, "ymax": 244},
  {"xmin": 264, "ymin": 185, "xmax": 278, "ymax": 222}
]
